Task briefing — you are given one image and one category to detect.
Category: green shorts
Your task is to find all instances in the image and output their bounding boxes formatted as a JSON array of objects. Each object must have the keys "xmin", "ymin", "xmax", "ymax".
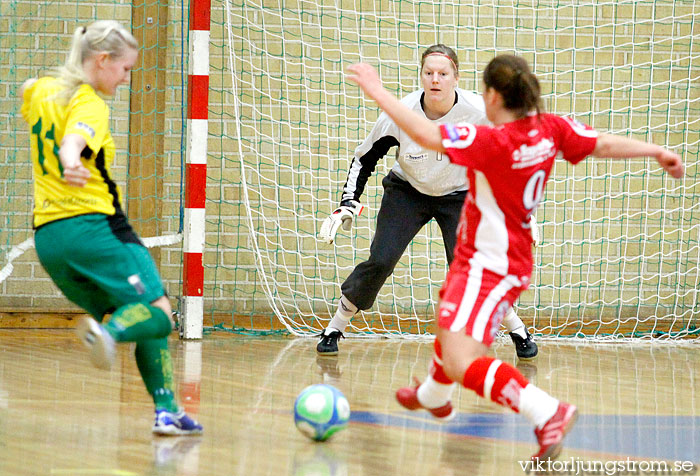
[{"xmin": 34, "ymin": 213, "xmax": 165, "ymax": 321}]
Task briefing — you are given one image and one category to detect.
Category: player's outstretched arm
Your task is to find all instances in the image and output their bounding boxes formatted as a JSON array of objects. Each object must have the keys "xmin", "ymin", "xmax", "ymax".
[
  {"xmin": 655, "ymin": 148, "xmax": 685, "ymax": 179},
  {"xmin": 346, "ymin": 63, "xmax": 444, "ymax": 153},
  {"xmin": 592, "ymin": 133, "xmax": 684, "ymax": 179},
  {"xmin": 59, "ymin": 134, "xmax": 91, "ymax": 187}
]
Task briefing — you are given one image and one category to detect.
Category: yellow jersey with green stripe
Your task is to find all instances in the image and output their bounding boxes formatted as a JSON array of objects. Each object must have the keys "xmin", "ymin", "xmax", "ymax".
[{"xmin": 21, "ymin": 77, "xmax": 123, "ymax": 228}]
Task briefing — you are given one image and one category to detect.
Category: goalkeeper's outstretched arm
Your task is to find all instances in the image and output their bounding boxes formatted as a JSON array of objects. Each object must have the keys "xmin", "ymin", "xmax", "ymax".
[{"xmin": 319, "ymin": 109, "xmax": 398, "ymax": 245}]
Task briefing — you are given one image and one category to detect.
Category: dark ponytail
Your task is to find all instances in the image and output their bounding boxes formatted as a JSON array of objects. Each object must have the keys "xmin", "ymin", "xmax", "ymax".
[{"xmin": 483, "ymin": 55, "xmax": 542, "ymax": 118}]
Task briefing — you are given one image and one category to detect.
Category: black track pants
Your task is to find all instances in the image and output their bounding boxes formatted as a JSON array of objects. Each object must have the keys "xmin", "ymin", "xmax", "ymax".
[{"xmin": 341, "ymin": 172, "xmax": 466, "ymax": 310}]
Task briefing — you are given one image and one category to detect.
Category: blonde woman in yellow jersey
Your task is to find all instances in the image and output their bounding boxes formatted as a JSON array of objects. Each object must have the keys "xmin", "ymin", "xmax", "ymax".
[{"xmin": 20, "ymin": 20, "xmax": 202, "ymax": 436}]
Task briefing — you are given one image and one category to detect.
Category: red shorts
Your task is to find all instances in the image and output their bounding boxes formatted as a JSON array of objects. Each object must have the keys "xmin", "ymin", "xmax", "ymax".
[{"xmin": 437, "ymin": 259, "xmax": 528, "ymax": 346}]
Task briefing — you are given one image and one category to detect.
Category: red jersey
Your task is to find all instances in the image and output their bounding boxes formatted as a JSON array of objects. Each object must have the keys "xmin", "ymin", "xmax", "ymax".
[{"xmin": 440, "ymin": 113, "xmax": 597, "ymax": 282}]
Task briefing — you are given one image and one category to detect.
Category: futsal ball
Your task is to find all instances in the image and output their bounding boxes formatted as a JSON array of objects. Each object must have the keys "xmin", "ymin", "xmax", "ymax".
[{"xmin": 294, "ymin": 384, "xmax": 350, "ymax": 441}]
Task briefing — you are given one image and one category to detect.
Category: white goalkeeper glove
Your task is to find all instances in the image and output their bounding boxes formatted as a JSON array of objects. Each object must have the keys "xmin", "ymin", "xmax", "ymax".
[
  {"xmin": 530, "ymin": 214, "xmax": 541, "ymax": 247},
  {"xmin": 319, "ymin": 200, "xmax": 364, "ymax": 244}
]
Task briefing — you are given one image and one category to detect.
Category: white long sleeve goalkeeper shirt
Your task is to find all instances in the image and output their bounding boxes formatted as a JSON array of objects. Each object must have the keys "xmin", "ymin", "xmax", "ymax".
[{"xmin": 340, "ymin": 88, "xmax": 489, "ymax": 205}]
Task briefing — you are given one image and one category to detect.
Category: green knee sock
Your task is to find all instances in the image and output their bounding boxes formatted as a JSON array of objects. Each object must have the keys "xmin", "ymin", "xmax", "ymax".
[
  {"xmin": 135, "ymin": 338, "xmax": 178, "ymax": 412},
  {"xmin": 105, "ymin": 303, "xmax": 172, "ymax": 343}
]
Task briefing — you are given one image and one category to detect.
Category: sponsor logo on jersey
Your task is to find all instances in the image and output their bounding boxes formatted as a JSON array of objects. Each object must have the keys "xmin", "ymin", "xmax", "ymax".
[
  {"xmin": 76, "ymin": 121, "xmax": 96, "ymax": 138},
  {"xmin": 403, "ymin": 152, "xmax": 428, "ymax": 163},
  {"xmin": 443, "ymin": 123, "xmax": 477, "ymax": 149},
  {"xmin": 445, "ymin": 124, "xmax": 459, "ymax": 142},
  {"xmin": 511, "ymin": 138, "xmax": 556, "ymax": 169},
  {"xmin": 42, "ymin": 196, "xmax": 99, "ymax": 208},
  {"xmin": 455, "ymin": 126, "xmax": 472, "ymax": 138}
]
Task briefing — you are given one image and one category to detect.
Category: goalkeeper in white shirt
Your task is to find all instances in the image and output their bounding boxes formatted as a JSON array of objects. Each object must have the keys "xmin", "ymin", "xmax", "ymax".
[{"xmin": 318, "ymin": 44, "xmax": 538, "ymax": 360}]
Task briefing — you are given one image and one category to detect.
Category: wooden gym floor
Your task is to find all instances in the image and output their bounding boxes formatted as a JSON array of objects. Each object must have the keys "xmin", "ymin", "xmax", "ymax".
[{"xmin": 0, "ymin": 329, "xmax": 697, "ymax": 475}]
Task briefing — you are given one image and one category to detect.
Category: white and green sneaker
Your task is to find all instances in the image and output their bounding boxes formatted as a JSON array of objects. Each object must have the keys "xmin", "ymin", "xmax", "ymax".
[{"xmin": 75, "ymin": 317, "xmax": 116, "ymax": 370}]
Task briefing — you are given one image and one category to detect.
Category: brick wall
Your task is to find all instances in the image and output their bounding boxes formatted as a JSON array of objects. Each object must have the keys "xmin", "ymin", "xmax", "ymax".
[{"xmin": 1, "ymin": 1, "xmax": 698, "ymax": 335}]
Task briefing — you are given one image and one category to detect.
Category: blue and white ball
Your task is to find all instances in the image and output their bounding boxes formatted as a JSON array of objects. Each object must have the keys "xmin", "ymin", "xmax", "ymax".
[{"xmin": 294, "ymin": 384, "xmax": 350, "ymax": 441}]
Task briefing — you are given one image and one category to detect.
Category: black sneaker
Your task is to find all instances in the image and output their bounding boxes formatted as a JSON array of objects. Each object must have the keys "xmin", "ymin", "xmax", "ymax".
[
  {"xmin": 316, "ymin": 329, "xmax": 344, "ymax": 356},
  {"xmin": 509, "ymin": 328, "xmax": 538, "ymax": 361}
]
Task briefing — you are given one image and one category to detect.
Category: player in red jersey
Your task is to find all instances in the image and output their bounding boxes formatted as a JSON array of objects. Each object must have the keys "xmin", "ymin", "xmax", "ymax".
[{"xmin": 346, "ymin": 54, "xmax": 684, "ymax": 461}]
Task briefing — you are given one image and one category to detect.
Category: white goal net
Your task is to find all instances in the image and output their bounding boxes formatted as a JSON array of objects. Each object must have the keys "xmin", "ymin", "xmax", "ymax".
[{"xmin": 210, "ymin": 0, "xmax": 699, "ymax": 340}]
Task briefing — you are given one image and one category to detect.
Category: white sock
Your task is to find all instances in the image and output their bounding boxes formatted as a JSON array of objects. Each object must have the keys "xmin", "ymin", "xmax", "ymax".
[
  {"xmin": 519, "ymin": 384, "xmax": 559, "ymax": 428},
  {"xmin": 502, "ymin": 307, "xmax": 527, "ymax": 338},
  {"xmin": 417, "ymin": 375, "xmax": 457, "ymax": 409},
  {"xmin": 327, "ymin": 296, "xmax": 357, "ymax": 334}
]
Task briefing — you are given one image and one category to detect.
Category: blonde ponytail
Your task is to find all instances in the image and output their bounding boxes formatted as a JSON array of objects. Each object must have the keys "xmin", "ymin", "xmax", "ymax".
[{"xmin": 53, "ymin": 20, "xmax": 138, "ymax": 103}]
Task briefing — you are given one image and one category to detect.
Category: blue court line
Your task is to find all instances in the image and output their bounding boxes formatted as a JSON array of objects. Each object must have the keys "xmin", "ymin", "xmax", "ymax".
[{"xmin": 350, "ymin": 411, "xmax": 700, "ymax": 462}]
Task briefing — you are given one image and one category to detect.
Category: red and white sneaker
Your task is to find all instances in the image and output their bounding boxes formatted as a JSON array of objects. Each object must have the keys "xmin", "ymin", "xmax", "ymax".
[
  {"xmin": 395, "ymin": 378, "xmax": 455, "ymax": 422},
  {"xmin": 532, "ymin": 402, "xmax": 578, "ymax": 461}
]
